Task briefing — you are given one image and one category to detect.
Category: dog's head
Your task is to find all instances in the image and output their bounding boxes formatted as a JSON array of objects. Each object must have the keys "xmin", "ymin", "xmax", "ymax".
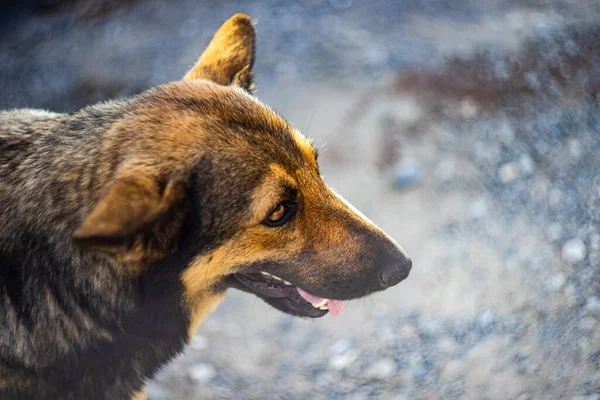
[{"xmin": 73, "ymin": 14, "xmax": 411, "ymax": 320}]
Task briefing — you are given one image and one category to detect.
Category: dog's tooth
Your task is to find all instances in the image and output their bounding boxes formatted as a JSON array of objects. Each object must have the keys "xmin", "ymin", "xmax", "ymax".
[
  {"xmin": 283, "ymin": 280, "xmax": 292, "ymax": 285},
  {"xmin": 312, "ymin": 299, "xmax": 328, "ymax": 308},
  {"xmin": 318, "ymin": 305, "xmax": 329, "ymax": 310},
  {"xmin": 261, "ymin": 272, "xmax": 270, "ymax": 276},
  {"xmin": 272, "ymin": 276, "xmax": 282, "ymax": 281}
]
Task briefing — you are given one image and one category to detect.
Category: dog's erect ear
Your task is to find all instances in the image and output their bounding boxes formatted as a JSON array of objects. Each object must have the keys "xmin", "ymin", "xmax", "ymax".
[
  {"xmin": 184, "ymin": 13, "xmax": 256, "ymax": 94},
  {"xmin": 73, "ymin": 175, "xmax": 186, "ymax": 254}
]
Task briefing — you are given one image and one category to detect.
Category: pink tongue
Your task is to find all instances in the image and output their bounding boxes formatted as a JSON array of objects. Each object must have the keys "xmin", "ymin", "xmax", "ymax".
[
  {"xmin": 297, "ymin": 288, "xmax": 345, "ymax": 316},
  {"xmin": 326, "ymin": 300, "xmax": 345, "ymax": 316}
]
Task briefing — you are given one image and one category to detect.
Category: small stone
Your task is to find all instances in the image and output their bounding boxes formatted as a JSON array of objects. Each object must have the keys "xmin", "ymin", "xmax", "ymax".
[
  {"xmin": 329, "ymin": 349, "xmax": 359, "ymax": 370},
  {"xmin": 468, "ymin": 198, "xmax": 488, "ymax": 219},
  {"xmin": 519, "ymin": 154, "xmax": 535, "ymax": 175},
  {"xmin": 476, "ymin": 310, "xmax": 496, "ymax": 332},
  {"xmin": 459, "ymin": 98, "xmax": 478, "ymax": 118},
  {"xmin": 568, "ymin": 139, "xmax": 583, "ymax": 159},
  {"xmin": 188, "ymin": 363, "xmax": 216, "ymax": 385},
  {"xmin": 364, "ymin": 358, "xmax": 397, "ymax": 380},
  {"xmin": 331, "ymin": 338, "xmax": 351, "ymax": 356},
  {"xmin": 376, "ymin": 326, "xmax": 396, "ymax": 344},
  {"xmin": 547, "ymin": 273, "xmax": 566, "ymax": 291},
  {"xmin": 421, "ymin": 319, "xmax": 443, "ymax": 337},
  {"xmin": 586, "ymin": 296, "xmax": 600, "ymax": 319},
  {"xmin": 498, "ymin": 121, "xmax": 515, "ymax": 144},
  {"xmin": 562, "ymin": 238, "xmax": 587, "ymax": 264},
  {"xmin": 498, "ymin": 162, "xmax": 519, "ymax": 183},
  {"xmin": 392, "ymin": 160, "xmax": 422, "ymax": 190}
]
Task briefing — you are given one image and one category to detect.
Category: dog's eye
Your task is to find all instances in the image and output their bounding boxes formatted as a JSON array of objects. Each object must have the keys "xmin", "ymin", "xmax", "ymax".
[{"xmin": 263, "ymin": 203, "xmax": 294, "ymax": 227}]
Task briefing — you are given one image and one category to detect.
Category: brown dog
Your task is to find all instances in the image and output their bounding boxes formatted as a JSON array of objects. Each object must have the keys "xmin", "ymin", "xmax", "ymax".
[{"xmin": 0, "ymin": 13, "xmax": 411, "ymax": 399}]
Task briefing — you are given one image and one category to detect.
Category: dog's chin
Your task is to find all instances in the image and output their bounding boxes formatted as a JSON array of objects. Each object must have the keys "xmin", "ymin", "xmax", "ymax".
[{"xmin": 225, "ymin": 272, "xmax": 329, "ymax": 318}]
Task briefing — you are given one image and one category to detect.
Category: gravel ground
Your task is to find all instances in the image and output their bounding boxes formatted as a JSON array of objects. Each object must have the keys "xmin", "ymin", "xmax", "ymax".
[{"xmin": 1, "ymin": 1, "xmax": 600, "ymax": 399}]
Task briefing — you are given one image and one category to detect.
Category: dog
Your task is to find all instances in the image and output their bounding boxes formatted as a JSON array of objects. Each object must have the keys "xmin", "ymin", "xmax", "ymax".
[{"xmin": 0, "ymin": 13, "xmax": 412, "ymax": 399}]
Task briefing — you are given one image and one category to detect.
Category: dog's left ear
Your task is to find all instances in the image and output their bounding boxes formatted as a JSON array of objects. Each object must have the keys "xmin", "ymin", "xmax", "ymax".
[
  {"xmin": 73, "ymin": 174, "xmax": 187, "ymax": 256},
  {"xmin": 184, "ymin": 13, "xmax": 256, "ymax": 94}
]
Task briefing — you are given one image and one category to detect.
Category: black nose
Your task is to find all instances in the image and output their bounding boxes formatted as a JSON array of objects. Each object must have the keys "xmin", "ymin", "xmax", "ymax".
[{"xmin": 380, "ymin": 257, "xmax": 412, "ymax": 289}]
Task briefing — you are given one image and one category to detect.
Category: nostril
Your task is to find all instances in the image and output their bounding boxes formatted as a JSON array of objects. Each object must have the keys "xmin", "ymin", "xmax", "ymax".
[{"xmin": 380, "ymin": 272, "xmax": 389, "ymax": 288}]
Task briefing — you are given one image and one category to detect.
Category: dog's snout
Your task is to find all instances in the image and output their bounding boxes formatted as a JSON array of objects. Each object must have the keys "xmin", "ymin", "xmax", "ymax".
[{"xmin": 379, "ymin": 257, "xmax": 412, "ymax": 289}]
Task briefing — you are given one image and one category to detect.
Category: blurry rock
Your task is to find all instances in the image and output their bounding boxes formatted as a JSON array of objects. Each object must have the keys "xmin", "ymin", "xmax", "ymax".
[
  {"xmin": 568, "ymin": 139, "xmax": 583, "ymax": 159},
  {"xmin": 498, "ymin": 162, "xmax": 519, "ymax": 183},
  {"xmin": 420, "ymin": 319, "xmax": 443, "ymax": 337},
  {"xmin": 328, "ymin": 0, "xmax": 352, "ymax": 10},
  {"xmin": 459, "ymin": 98, "xmax": 478, "ymax": 119},
  {"xmin": 392, "ymin": 160, "xmax": 422, "ymax": 190},
  {"xmin": 476, "ymin": 310, "xmax": 496, "ymax": 333},
  {"xmin": 376, "ymin": 326, "xmax": 396, "ymax": 344},
  {"xmin": 497, "ymin": 121, "xmax": 515, "ymax": 144},
  {"xmin": 188, "ymin": 363, "xmax": 216, "ymax": 385},
  {"xmin": 441, "ymin": 360, "xmax": 463, "ymax": 380},
  {"xmin": 586, "ymin": 296, "xmax": 600, "ymax": 319},
  {"xmin": 519, "ymin": 154, "xmax": 535, "ymax": 175},
  {"xmin": 468, "ymin": 198, "xmax": 488, "ymax": 219},
  {"xmin": 562, "ymin": 238, "xmax": 587, "ymax": 264},
  {"xmin": 547, "ymin": 273, "xmax": 566, "ymax": 291},
  {"xmin": 363, "ymin": 358, "xmax": 396, "ymax": 380},
  {"xmin": 329, "ymin": 349, "xmax": 359, "ymax": 370},
  {"xmin": 331, "ymin": 338, "xmax": 352, "ymax": 356}
]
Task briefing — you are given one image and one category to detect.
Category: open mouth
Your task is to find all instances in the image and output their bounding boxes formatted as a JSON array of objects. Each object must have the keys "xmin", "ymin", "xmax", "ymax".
[{"xmin": 230, "ymin": 272, "xmax": 345, "ymax": 318}]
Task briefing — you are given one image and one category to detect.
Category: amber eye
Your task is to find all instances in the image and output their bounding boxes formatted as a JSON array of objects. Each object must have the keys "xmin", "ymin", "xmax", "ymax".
[{"xmin": 263, "ymin": 203, "xmax": 295, "ymax": 227}]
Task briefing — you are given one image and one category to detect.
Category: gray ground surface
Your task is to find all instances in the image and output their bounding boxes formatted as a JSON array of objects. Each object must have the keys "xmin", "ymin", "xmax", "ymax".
[{"xmin": 2, "ymin": 1, "xmax": 600, "ymax": 399}]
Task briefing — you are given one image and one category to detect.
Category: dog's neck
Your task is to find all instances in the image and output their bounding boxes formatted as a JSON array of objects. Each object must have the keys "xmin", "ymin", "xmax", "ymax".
[{"xmin": 0, "ymin": 103, "xmax": 140, "ymax": 366}]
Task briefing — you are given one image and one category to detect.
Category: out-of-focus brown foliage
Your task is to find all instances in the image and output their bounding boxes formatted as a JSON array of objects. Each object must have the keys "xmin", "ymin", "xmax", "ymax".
[{"xmin": 394, "ymin": 25, "xmax": 600, "ymax": 116}]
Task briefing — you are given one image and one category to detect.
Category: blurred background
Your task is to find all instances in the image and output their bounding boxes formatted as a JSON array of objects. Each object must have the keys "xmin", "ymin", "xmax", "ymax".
[{"xmin": 2, "ymin": 0, "xmax": 600, "ymax": 399}]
